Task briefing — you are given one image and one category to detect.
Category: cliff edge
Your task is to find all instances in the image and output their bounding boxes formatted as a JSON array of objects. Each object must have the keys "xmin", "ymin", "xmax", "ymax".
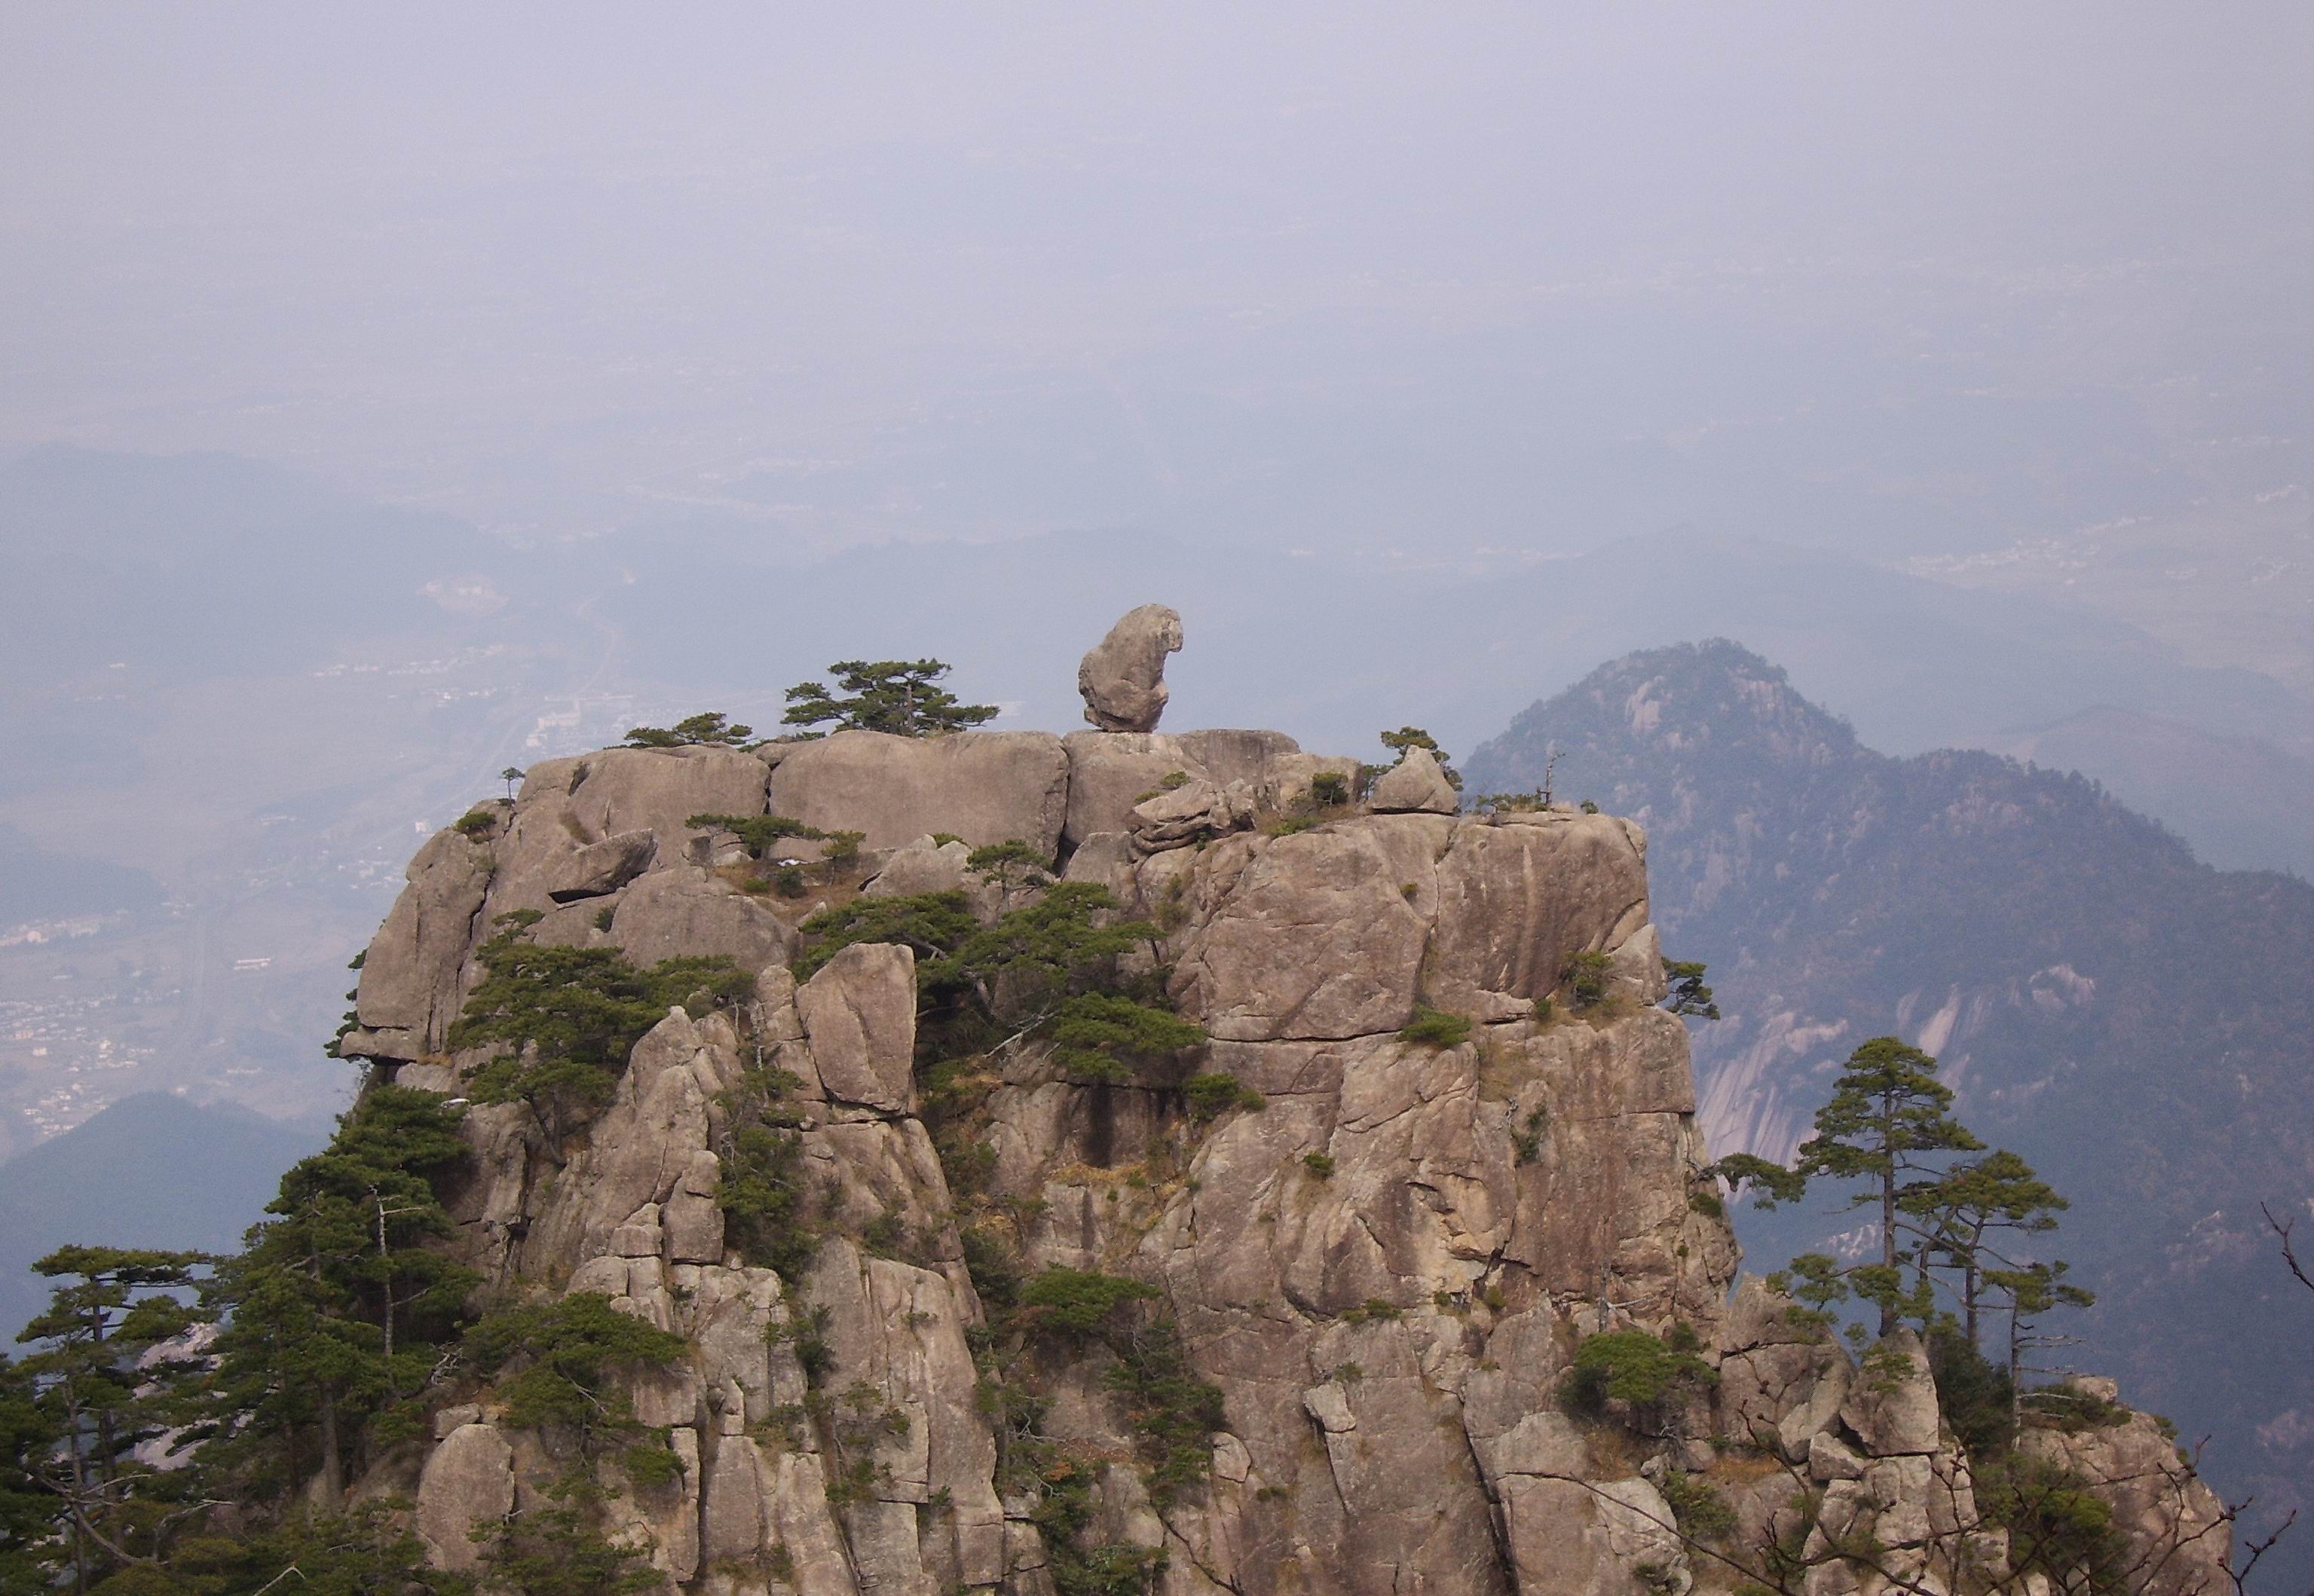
[{"xmin": 335, "ymin": 712, "xmax": 2230, "ymax": 1596}]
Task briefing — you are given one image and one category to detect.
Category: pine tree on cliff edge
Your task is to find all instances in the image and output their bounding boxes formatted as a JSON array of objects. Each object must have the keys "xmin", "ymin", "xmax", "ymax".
[
  {"xmin": 1799, "ymin": 1037, "xmax": 1983, "ymax": 1334},
  {"xmin": 783, "ymin": 659, "xmax": 997, "ymax": 737}
]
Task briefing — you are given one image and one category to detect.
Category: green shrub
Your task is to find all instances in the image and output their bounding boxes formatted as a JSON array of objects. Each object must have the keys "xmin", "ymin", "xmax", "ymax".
[
  {"xmin": 626, "ymin": 712, "xmax": 751, "ymax": 747},
  {"xmin": 1398, "ymin": 1007, "xmax": 1471, "ymax": 1048},
  {"xmin": 1512, "ymin": 1105, "xmax": 1549, "ymax": 1166},
  {"xmin": 475, "ymin": 1469, "xmax": 663, "ymax": 1596},
  {"xmin": 1687, "ymin": 1190, "xmax": 1725, "ymax": 1218},
  {"xmin": 1132, "ymin": 771, "xmax": 1193, "ymax": 803},
  {"xmin": 1560, "ymin": 1328, "xmax": 1716, "ymax": 1423},
  {"xmin": 1980, "ymin": 1455, "xmax": 2127, "ymax": 1591},
  {"xmin": 1310, "ymin": 772, "xmax": 1350, "ymax": 806},
  {"xmin": 960, "ymin": 1226, "xmax": 1023, "ymax": 1312},
  {"xmin": 1183, "ymin": 1072, "xmax": 1256, "ymax": 1121},
  {"xmin": 1927, "ymin": 1329, "xmax": 2014, "ymax": 1457},
  {"xmin": 1657, "ymin": 1470, "xmax": 1736, "ymax": 1541},
  {"xmin": 465, "ymin": 1294, "xmax": 687, "ymax": 1441},
  {"xmin": 451, "ymin": 927, "xmax": 748, "ymax": 1147},
  {"xmin": 719, "ymin": 1122, "xmax": 813, "ymax": 1280},
  {"xmin": 1565, "ymin": 950, "xmax": 1613, "ymax": 1009},
  {"xmin": 1101, "ymin": 1322, "xmax": 1226, "ymax": 1508},
  {"xmin": 822, "ymin": 828, "xmax": 865, "ymax": 865},
  {"xmin": 1048, "ymin": 993, "xmax": 1205, "ymax": 1086},
  {"xmin": 452, "ymin": 808, "xmax": 498, "ymax": 839},
  {"xmin": 622, "ymin": 1435, "xmax": 683, "ymax": 1490},
  {"xmin": 1262, "ymin": 815, "xmax": 1319, "ymax": 836},
  {"xmin": 859, "ymin": 1206, "xmax": 908, "ymax": 1258},
  {"xmin": 687, "ymin": 812, "xmax": 824, "ymax": 858},
  {"xmin": 773, "ymin": 866, "xmax": 807, "ymax": 897},
  {"xmin": 1020, "ymin": 1267, "xmax": 1159, "ymax": 1339},
  {"xmin": 1302, "ymin": 1152, "xmax": 1336, "ymax": 1179}
]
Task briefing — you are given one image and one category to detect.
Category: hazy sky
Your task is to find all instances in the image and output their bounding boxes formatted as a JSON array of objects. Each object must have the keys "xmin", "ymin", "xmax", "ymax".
[{"xmin": 4, "ymin": 3, "xmax": 2307, "ymax": 558}]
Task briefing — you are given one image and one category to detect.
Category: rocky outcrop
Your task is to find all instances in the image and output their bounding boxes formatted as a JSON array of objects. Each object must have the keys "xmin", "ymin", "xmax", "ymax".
[
  {"xmin": 770, "ymin": 730, "xmax": 1070, "ymax": 858},
  {"xmin": 1127, "ymin": 776, "xmax": 1253, "ymax": 854},
  {"xmin": 1060, "ymin": 728, "xmax": 1359, "ymax": 850},
  {"xmin": 1078, "ymin": 604, "xmax": 1183, "ymax": 732},
  {"xmin": 342, "ymin": 707, "xmax": 2230, "ymax": 1596},
  {"xmin": 2019, "ymin": 1380, "xmax": 2231, "ymax": 1596},
  {"xmin": 342, "ymin": 827, "xmax": 493, "ymax": 1061},
  {"xmin": 414, "ymin": 1421, "xmax": 514, "ymax": 1571},
  {"xmin": 544, "ymin": 827, "xmax": 658, "ymax": 901},
  {"xmin": 1368, "ymin": 746, "xmax": 1458, "ymax": 814}
]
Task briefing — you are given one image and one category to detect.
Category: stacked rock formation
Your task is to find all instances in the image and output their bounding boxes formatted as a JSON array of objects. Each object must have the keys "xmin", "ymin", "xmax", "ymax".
[{"xmin": 340, "ymin": 635, "xmax": 2228, "ymax": 1596}]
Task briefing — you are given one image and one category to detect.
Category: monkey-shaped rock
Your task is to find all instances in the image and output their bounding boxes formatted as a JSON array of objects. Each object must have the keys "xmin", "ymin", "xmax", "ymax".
[{"xmin": 1077, "ymin": 603, "xmax": 1183, "ymax": 732}]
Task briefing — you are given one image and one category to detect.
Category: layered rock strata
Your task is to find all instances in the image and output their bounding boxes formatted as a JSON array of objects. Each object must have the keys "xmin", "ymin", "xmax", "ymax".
[{"xmin": 344, "ymin": 726, "xmax": 2229, "ymax": 1596}]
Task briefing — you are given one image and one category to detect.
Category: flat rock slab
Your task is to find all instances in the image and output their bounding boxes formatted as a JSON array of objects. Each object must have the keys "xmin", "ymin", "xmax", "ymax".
[
  {"xmin": 796, "ymin": 942, "xmax": 918, "ymax": 1112},
  {"xmin": 770, "ymin": 729, "xmax": 1069, "ymax": 860}
]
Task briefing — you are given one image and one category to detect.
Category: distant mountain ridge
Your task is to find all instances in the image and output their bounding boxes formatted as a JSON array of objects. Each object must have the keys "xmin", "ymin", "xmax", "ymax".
[
  {"xmin": 1464, "ymin": 638, "xmax": 2314, "ymax": 1573},
  {"xmin": 0, "ymin": 1093, "xmax": 332, "ymax": 1340}
]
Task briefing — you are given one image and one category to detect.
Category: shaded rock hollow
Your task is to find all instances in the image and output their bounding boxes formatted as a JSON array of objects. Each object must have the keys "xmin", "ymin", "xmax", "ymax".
[{"xmin": 341, "ymin": 723, "xmax": 2229, "ymax": 1596}]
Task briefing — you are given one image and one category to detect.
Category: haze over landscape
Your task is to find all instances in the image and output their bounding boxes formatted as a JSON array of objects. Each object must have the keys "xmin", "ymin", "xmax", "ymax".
[{"xmin": 0, "ymin": 5, "xmax": 2307, "ymax": 1591}]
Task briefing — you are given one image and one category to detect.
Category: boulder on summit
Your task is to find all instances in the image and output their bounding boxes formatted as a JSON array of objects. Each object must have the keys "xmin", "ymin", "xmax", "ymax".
[{"xmin": 1076, "ymin": 601, "xmax": 1183, "ymax": 732}]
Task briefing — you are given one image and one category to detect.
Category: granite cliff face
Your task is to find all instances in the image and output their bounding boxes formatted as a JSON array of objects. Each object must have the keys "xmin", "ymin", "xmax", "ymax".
[{"xmin": 339, "ymin": 714, "xmax": 2231, "ymax": 1596}]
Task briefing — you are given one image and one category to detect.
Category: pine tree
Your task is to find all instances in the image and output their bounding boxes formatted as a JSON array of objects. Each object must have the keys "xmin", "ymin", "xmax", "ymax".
[
  {"xmin": 1661, "ymin": 960, "xmax": 1720, "ymax": 1020},
  {"xmin": 14, "ymin": 1247, "xmax": 213, "ymax": 1588},
  {"xmin": 964, "ymin": 839, "xmax": 1051, "ymax": 893},
  {"xmin": 782, "ymin": 659, "xmax": 997, "ymax": 737},
  {"xmin": 450, "ymin": 917, "xmax": 748, "ymax": 1149},
  {"xmin": 1984, "ymin": 1261, "xmax": 2096, "ymax": 1423},
  {"xmin": 202, "ymin": 1087, "xmax": 479, "ymax": 1499},
  {"xmin": 1378, "ymin": 726, "xmax": 1462, "ymax": 790},
  {"xmin": 623, "ymin": 711, "xmax": 752, "ymax": 747},
  {"xmin": 1793, "ymin": 1037, "xmax": 1983, "ymax": 1335},
  {"xmin": 0, "ymin": 1354, "xmax": 57, "ymax": 1596},
  {"xmin": 1904, "ymin": 1148, "xmax": 2068, "ymax": 1347},
  {"xmin": 794, "ymin": 879, "xmax": 1201, "ymax": 1087}
]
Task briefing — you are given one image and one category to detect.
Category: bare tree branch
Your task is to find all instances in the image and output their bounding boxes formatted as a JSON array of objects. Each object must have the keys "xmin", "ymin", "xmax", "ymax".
[{"xmin": 2262, "ymin": 1203, "xmax": 2313, "ymax": 1295}]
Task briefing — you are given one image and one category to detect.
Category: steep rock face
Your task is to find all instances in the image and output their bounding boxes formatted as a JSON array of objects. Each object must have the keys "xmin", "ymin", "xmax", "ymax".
[{"xmin": 349, "ymin": 724, "xmax": 2229, "ymax": 1596}]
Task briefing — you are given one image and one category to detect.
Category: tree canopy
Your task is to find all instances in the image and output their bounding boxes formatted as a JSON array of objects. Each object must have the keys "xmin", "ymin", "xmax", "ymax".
[
  {"xmin": 623, "ymin": 711, "xmax": 753, "ymax": 747},
  {"xmin": 449, "ymin": 915, "xmax": 749, "ymax": 1148},
  {"xmin": 783, "ymin": 659, "xmax": 997, "ymax": 737}
]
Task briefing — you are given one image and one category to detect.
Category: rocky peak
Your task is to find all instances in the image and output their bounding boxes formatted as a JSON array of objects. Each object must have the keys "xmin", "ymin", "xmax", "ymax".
[
  {"xmin": 1472, "ymin": 640, "xmax": 1863, "ymax": 792},
  {"xmin": 334, "ymin": 623, "xmax": 2228, "ymax": 1596}
]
